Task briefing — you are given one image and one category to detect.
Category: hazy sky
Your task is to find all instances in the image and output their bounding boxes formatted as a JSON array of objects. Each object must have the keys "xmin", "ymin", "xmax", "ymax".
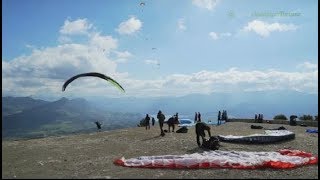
[{"xmin": 2, "ymin": 0, "xmax": 318, "ymax": 99}]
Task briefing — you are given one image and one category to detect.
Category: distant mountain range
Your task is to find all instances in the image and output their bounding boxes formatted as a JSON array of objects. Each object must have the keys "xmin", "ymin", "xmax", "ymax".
[
  {"xmin": 2, "ymin": 90, "xmax": 318, "ymax": 138},
  {"xmin": 2, "ymin": 97, "xmax": 143, "ymax": 138},
  {"xmin": 87, "ymin": 90, "xmax": 318, "ymax": 119}
]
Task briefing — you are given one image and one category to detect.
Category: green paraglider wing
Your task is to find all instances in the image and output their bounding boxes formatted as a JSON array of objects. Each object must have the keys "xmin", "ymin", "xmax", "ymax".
[{"xmin": 62, "ymin": 72, "xmax": 125, "ymax": 93}]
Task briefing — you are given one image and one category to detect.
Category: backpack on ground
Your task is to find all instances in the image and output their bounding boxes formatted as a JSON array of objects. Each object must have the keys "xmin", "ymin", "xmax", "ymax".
[
  {"xmin": 201, "ymin": 136, "xmax": 220, "ymax": 150},
  {"xmin": 176, "ymin": 127, "xmax": 188, "ymax": 133}
]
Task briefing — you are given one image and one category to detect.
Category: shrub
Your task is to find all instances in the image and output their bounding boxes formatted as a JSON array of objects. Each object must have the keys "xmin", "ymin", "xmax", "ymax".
[
  {"xmin": 290, "ymin": 115, "xmax": 298, "ymax": 120},
  {"xmin": 299, "ymin": 114, "xmax": 314, "ymax": 121},
  {"xmin": 273, "ymin": 114, "xmax": 287, "ymax": 120}
]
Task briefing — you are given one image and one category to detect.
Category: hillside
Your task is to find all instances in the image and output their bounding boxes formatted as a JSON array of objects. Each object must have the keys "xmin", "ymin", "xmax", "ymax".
[
  {"xmin": 2, "ymin": 97, "xmax": 144, "ymax": 139},
  {"xmin": 2, "ymin": 96, "xmax": 48, "ymax": 116},
  {"xmin": 88, "ymin": 90, "xmax": 318, "ymax": 119},
  {"xmin": 2, "ymin": 122, "xmax": 318, "ymax": 179}
]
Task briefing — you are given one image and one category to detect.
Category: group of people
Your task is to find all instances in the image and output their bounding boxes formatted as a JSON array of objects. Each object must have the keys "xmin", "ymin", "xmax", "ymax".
[
  {"xmin": 158, "ymin": 110, "xmax": 214, "ymax": 149},
  {"xmin": 254, "ymin": 114, "xmax": 264, "ymax": 123},
  {"xmin": 167, "ymin": 113, "xmax": 179, "ymax": 132},
  {"xmin": 141, "ymin": 110, "xmax": 216, "ymax": 150},
  {"xmin": 95, "ymin": 110, "xmax": 215, "ymax": 149},
  {"xmin": 217, "ymin": 110, "xmax": 228, "ymax": 125},
  {"xmin": 144, "ymin": 114, "xmax": 156, "ymax": 130},
  {"xmin": 143, "ymin": 111, "xmax": 181, "ymax": 135},
  {"xmin": 194, "ymin": 112, "xmax": 202, "ymax": 123}
]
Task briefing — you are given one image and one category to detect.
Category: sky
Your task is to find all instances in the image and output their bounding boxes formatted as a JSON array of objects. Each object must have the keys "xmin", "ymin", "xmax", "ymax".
[{"xmin": 2, "ymin": 0, "xmax": 318, "ymax": 99}]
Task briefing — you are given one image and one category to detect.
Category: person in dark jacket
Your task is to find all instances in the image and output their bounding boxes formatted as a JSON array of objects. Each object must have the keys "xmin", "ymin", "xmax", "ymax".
[
  {"xmin": 175, "ymin": 113, "xmax": 179, "ymax": 124},
  {"xmin": 145, "ymin": 114, "xmax": 150, "ymax": 130},
  {"xmin": 195, "ymin": 122, "xmax": 211, "ymax": 147},
  {"xmin": 167, "ymin": 116, "xmax": 176, "ymax": 133},
  {"xmin": 218, "ymin": 111, "xmax": 221, "ymax": 125},
  {"xmin": 194, "ymin": 112, "xmax": 198, "ymax": 123},
  {"xmin": 151, "ymin": 117, "xmax": 155, "ymax": 126},
  {"xmin": 157, "ymin": 110, "xmax": 166, "ymax": 136}
]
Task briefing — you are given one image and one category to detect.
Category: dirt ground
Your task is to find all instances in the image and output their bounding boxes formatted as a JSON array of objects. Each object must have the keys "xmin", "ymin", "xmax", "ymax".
[{"xmin": 2, "ymin": 122, "xmax": 318, "ymax": 179}]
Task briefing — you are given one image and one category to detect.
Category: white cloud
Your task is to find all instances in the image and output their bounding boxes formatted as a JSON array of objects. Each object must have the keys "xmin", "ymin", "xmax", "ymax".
[
  {"xmin": 59, "ymin": 18, "xmax": 93, "ymax": 35},
  {"xmin": 242, "ymin": 20, "xmax": 298, "ymax": 37},
  {"xmin": 3, "ymin": 18, "xmax": 132, "ymax": 99},
  {"xmin": 116, "ymin": 17, "xmax": 142, "ymax": 35},
  {"xmin": 2, "ymin": 18, "xmax": 317, "ymax": 99},
  {"xmin": 2, "ymin": 43, "xmax": 129, "ymax": 98},
  {"xmin": 178, "ymin": 18, "xmax": 186, "ymax": 31},
  {"xmin": 2, "ymin": 43, "xmax": 119, "ymax": 79},
  {"xmin": 25, "ymin": 44, "xmax": 36, "ymax": 49},
  {"xmin": 58, "ymin": 36, "xmax": 73, "ymax": 44},
  {"xmin": 192, "ymin": 0, "xmax": 219, "ymax": 10},
  {"xmin": 297, "ymin": 61, "xmax": 318, "ymax": 71},
  {"xmin": 145, "ymin": 59, "xmax": 160, "ymax": 65},
  {"xmin": 144, "ymin": 59, "xmax": 161, "ymax": 70},
  {"xmin": 130, "ymin": 66, "xmax": 317, "ymax": 97},
  {"xmin": 209, "ymin": 32, "xmax": 218, "ymax": 40},
  {"xmin": 209, "ymin": 32, "xmax": 231, "ymax": 40},
  {"xmin": 3, "ymin": 58, "xmax": 318, "ymax": 98},
  {"xmin": 115, "ymin": 51, "xmax": 132, "ymax": 59},
  {"xmin": 114, "ymin": 51, "xmax": 133, "ymax": 63},
  {"xmin": 89, "ymin": 33, "xmax": 118, "ymax": 53},
  {"xmin": 220, "ymin": 32, "xmax": 232, "ymax": 37}
]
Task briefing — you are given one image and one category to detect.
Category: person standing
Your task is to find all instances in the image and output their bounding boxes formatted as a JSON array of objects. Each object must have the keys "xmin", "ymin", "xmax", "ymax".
[
  {"xmin": 174, "ymin": 112, "xmax": 179, "ymax": 124},
  {"xmin": 198, "ymin": 112, "xmax": 201, "ymax": 122},
  {"xmin": 145, "ymin": 114, "xmax": 150, "ymax": 130},
  {"xmin": 157, "ymin": 110, "xmax": 166, "ymax": 136},
  {"xmin": 218, "ymin": 111, "xmax": 221, "ymax": 125},
  {"xmin": 151, "ymin": 117, "xmax": 155, "ymax": 126},
  {"xmin": 194, "ymin": 112, "xmax": 198, "ymax": 123}
]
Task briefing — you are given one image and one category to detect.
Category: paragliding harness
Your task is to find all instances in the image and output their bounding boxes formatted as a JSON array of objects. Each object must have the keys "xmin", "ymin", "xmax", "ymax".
[
  {"xmin": 176, "ymin": 127, "xmax": 188, "ymax": 133},
  {"xmin": 251, "ymin": 125, "xmax": 264, "ymax": 129},
  {"xmin": 201, "ymin": 136, "xmax": 220, "ymax": 150}
]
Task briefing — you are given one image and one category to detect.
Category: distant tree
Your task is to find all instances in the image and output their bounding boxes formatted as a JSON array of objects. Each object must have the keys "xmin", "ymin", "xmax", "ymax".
[
  {"xmin": 273, "ymin": 114, "xmax": 287, "ymax": 120},
  {"xmin": 299, "ymin": 114, "xmax": 314, "ymax": 121},
  {"xmin": 290, "ymin": 115, "xmax": 298, "ymax": 120},
  {"xmin": 315, "ymin": 115, "xmax": 318, "ymax": 121}
]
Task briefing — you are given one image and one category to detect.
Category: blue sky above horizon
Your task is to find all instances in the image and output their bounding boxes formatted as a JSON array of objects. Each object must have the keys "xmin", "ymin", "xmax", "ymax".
[{"xmin": 2, "ymin": 0, "xmax": 318, "ymax": 99}]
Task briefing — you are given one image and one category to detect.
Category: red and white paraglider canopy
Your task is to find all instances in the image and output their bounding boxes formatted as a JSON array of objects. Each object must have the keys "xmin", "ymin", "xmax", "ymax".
[{"xmin": 114, "ymin": 149, "xmax": 318, "ymax": 169}]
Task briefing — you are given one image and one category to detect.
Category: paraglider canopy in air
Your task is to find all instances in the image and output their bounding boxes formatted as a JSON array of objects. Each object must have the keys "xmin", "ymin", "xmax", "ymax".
[
  {"xmin": 140, "ymin": 2, "xmax": 145, "ymax": 12},
  {"xmin": 62, "ymin": 72, "xmax": 125, "ymax": 93}
]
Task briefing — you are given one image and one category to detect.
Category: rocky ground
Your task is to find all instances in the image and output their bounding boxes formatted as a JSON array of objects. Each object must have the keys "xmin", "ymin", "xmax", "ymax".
[{"xmin": 2, "ymin": 122, "xmax": 318, "ymax": 179}]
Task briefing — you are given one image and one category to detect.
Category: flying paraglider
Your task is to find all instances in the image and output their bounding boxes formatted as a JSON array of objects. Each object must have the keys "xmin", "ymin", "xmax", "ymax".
[
  {"xmin": 62, "ymin": 72, "xmax": 125, "ymax": 93},
  {"xmin": 139, "ymin": 2, "xmax": 146, "ymax": 12}
]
